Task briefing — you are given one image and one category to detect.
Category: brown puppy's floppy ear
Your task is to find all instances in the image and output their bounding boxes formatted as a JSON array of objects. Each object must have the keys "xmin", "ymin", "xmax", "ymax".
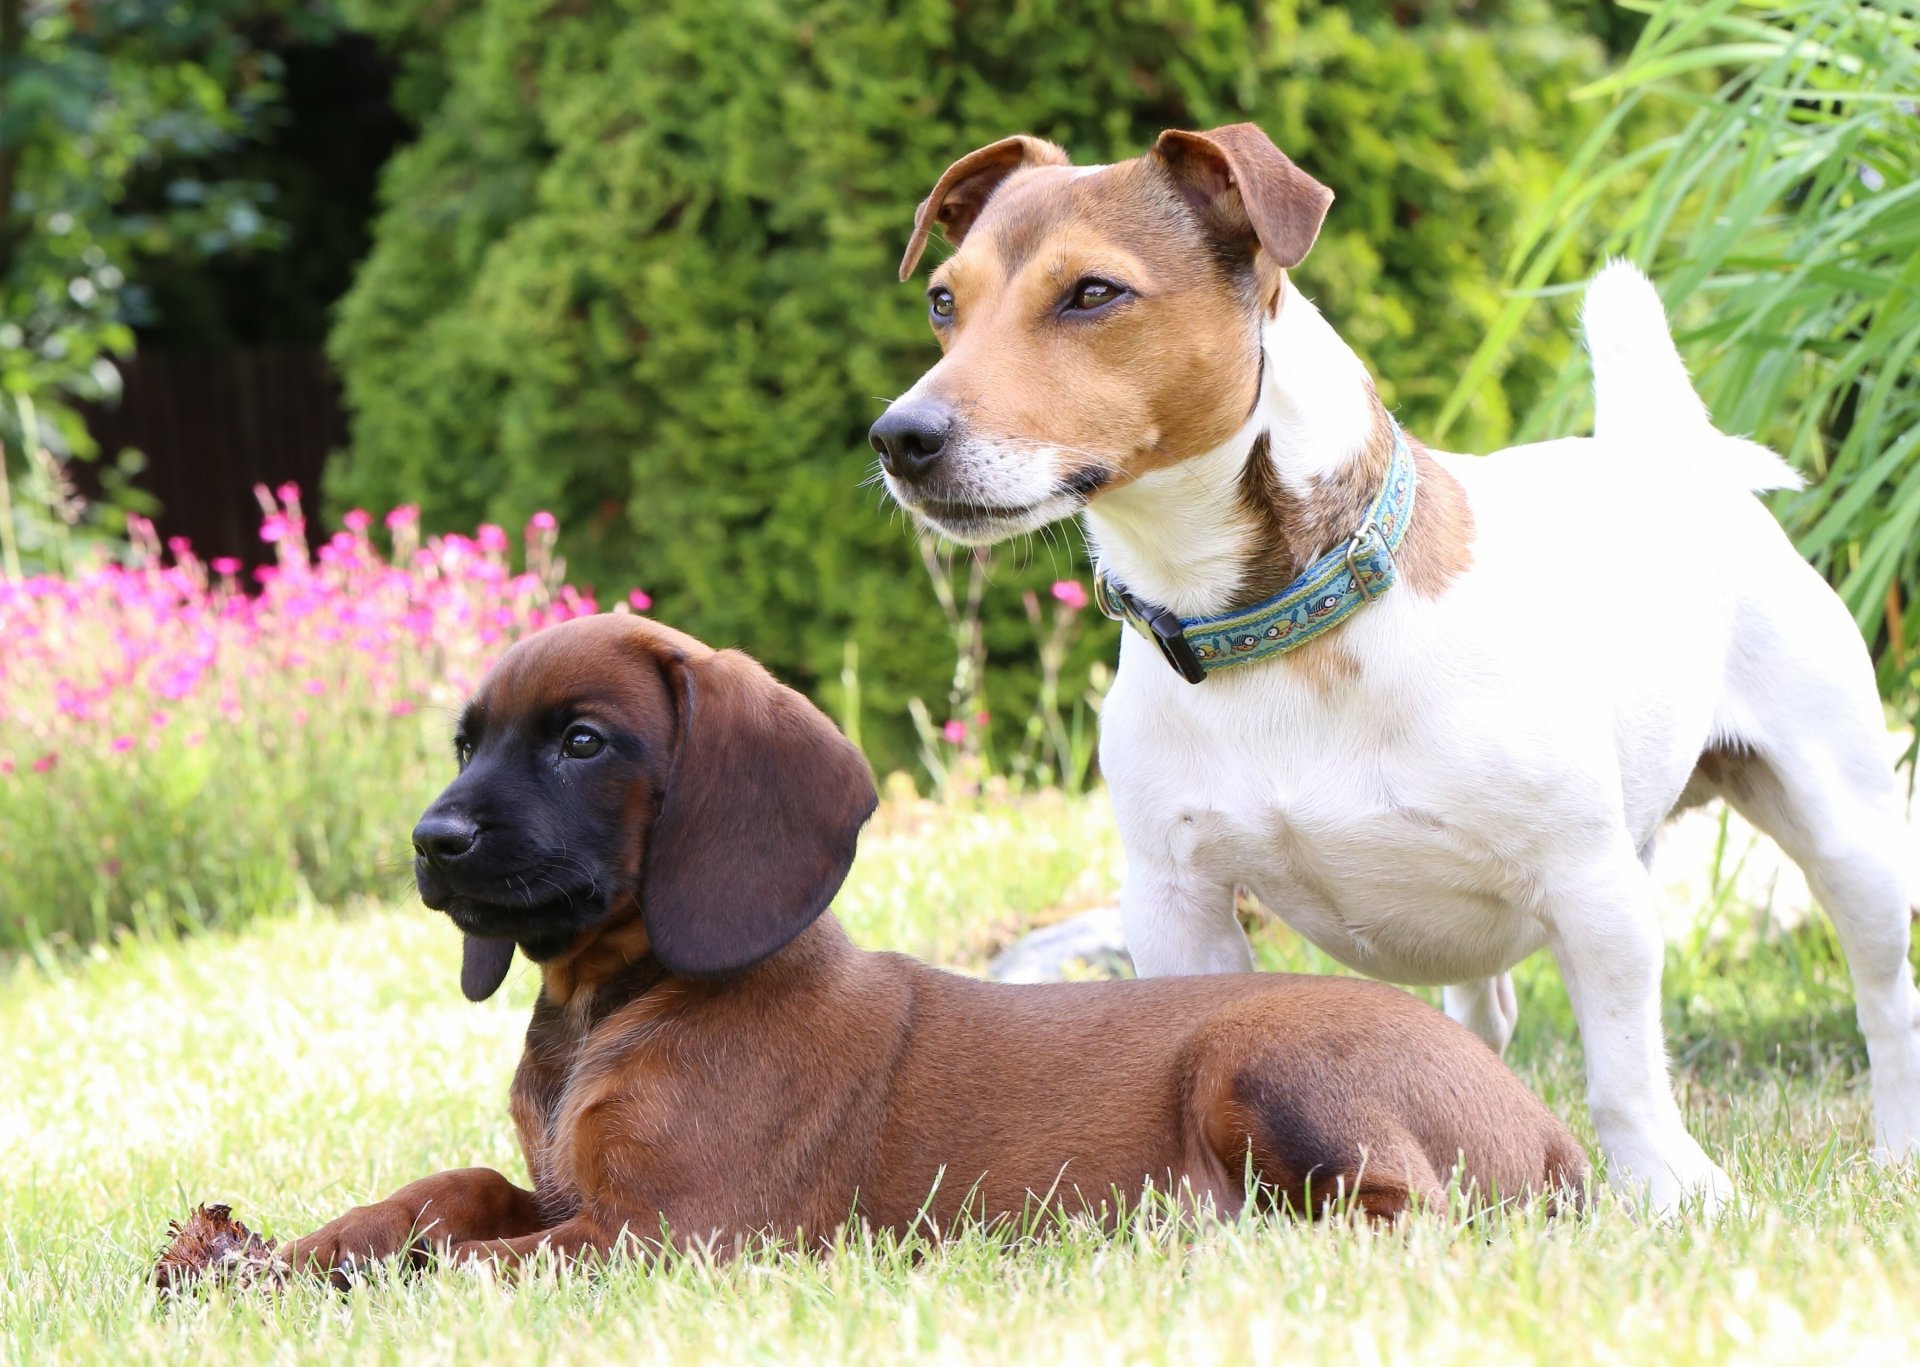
[
  {"xmin": 642, "ymin": 648, "xmax": 878, "ymax": 977},
  {"xmin": 899, "ymin": 134, "xmax": 1071, "ymax": 281},
  {"xmin": 1151, "ymin": 123, "xmax": 1333, "ymax": 271}
]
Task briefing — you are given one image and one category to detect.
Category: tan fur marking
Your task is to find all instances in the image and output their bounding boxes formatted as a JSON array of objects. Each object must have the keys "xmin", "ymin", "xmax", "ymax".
[
  {"xmin": 541, "ymin": 914, "xmax": 654, "ymax": 1007},
  {"xmin": 1230, "ymin": 393, "xmax": 1473, "ymax": 612},
  {"xmin": 1401, "ymin": 446, "xmax": 1475, "ymax": 597},
  {"xmin": 1682, "ymin": 740, "xmax": 1763, "ymax": 810},
  {"xmin": 1282, "ymin": 642, "xmax": 1364, "ymax": 695}
]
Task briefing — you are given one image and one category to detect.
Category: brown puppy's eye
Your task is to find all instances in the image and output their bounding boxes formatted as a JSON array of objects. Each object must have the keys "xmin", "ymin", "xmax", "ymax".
[
  {"xmin": 454, "ymin": 738, "xmax": 473, "ymax": 770},
  {"xmin": 561, "ymin": 726, "xmax": 605, "ymax": 760},
  {"xmin": 1067, "ymin": 279, "xmax": 1124, "ymax": 312},
  {"xmin": 928, "ymin": 287, "xmax": 955, "ymax": 321}
]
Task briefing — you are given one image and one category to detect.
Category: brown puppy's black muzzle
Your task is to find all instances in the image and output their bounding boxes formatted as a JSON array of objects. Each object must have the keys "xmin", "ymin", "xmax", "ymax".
[
  {"xmin": 869, "ymin": 399, "xmax": 953, "ymax": 481},
  {"xmin": 412, "ymin": 812, "xmax": 479, "ymax": 870}
]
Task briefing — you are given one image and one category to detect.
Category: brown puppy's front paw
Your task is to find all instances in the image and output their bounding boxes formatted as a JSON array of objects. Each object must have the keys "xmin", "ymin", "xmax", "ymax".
[{"xmin": 281, "ymin": 1202, "xmax": 424, "ymax": 1287}]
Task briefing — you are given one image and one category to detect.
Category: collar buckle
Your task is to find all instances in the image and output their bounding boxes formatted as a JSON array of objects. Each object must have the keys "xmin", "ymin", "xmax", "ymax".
[{"xmin": 1095, "ymin": 572, "xmax": 1208, "ymax": 685}]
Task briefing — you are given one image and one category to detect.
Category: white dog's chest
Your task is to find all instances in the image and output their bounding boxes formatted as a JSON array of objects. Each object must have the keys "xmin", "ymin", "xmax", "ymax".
[
  {"xmin": 1101, "ymin": 639, "xmax": 1577, "ymax": 985},
  {"xmin": 1180, "ymin": 793, "xmax": 1549, "ymax": 984}
]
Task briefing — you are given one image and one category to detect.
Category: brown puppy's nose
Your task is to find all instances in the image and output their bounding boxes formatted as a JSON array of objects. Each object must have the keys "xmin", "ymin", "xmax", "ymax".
[
  {"xmin": 869, "ymin": 401, "xmax": 953, "ymax": 481},
  {"xmin": 413, "ymin": 813, "xmax": 478, "ymax": 867}
]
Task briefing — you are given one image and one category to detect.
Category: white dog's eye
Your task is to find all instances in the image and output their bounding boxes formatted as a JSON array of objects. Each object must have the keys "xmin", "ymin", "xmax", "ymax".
[
  {"xmin": 1067, "ymin": 279, "xmax": 1124, "ymax": 312},
  {"xmin": 929, "ymin": 287, "xmax": 955, "ymax": 320}
]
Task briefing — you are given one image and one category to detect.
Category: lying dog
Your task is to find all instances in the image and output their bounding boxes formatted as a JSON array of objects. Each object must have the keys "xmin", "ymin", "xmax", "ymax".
[
  {"xmin": 870, "ymin": 124, "xmax": 1920, "ymax": 1212},
  {"xmin": 284, "ymin": 614, "xmax": 1582, "ymax": 1274}
]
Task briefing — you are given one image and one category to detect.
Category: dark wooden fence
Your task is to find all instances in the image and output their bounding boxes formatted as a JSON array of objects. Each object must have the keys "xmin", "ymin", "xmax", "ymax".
[{"xmin": 82, "ymin": 346, "xmax": 348, "ymax": 563}]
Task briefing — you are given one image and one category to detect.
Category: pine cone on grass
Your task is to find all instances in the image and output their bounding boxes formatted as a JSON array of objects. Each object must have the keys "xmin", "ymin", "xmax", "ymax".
[{"xmin": 151, "ymin": 1203, "xmax": 286, "ymax": 1293}]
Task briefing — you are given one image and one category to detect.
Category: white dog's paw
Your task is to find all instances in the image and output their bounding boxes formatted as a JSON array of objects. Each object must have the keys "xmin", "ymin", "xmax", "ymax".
[
  {"xmin": 1869, "ymin": 1089, "xmax": 1920, "ymax": 1165},
  {"xmin": 1650, "ymin": 1160, "xmax": 1736, "ymax": 1220},
  {"xmin": 1607, "ymin": 1135, "xmax": 1736, "ymax": 1218}
]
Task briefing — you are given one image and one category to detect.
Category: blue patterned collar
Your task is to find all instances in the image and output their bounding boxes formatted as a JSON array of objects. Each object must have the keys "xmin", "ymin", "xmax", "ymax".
[{"xmin": 1094, "ymin": 424, "xmax": 1417, "ymax": 683}]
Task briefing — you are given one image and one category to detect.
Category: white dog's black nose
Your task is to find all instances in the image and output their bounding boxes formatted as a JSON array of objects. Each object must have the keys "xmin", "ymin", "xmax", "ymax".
[{"xmin": 869, "ymin": 401, "xmax": 953, "ymax": 480}]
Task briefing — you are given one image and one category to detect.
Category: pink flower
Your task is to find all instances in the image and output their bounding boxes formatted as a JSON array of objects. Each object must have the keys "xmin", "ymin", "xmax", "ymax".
[
  {"xmin": 942, "ymin": 719, "xmax": 967, "ymax": 744},
  {"xmin": 276, "ymin": 482, "xmax": 302, "ymax": 507},
  {"xmin": 476, "ymin": 523, "xmax": 509, "ymax": 554},
  {"xmin": 0, "ymin": 758, "xmax": 12, "ymax": 776},
  {"xmin": 1050, "ymin": 580, "xmax": 1089, "ymax": 611},
  {"xmin": 343, "ymin": 509, "xmax": 372, "ymax": 533},
  {"xmin": 303, "ymin": 679, "xmax": 327, "ymax": 696},
  {"xmin": 211, "ymin": 557, "xmax": 241, "ymax": 576},
  {"xmin": 260, "ymin": 513, "xmax": 292, "ymax": 544},
  {"xmin": 31, "ymin": 752, "xmax": 57, "ymax": 774},
  {"xmin": 628, "ymin": 589, "xmax": 653, "ymax": 611},
  {"xmin": 110, "ymin": 735, "xmax": 135, "ymax": 753},
  {"xmin": 974, "ymin": 710, "xmax": 991, "ymax": 726},
  {"xmin": 527, "ymin": 510, "xmax": 557, "ymax": 534},
  {"xmin": 385, "ymin": 505, "xmax": 420, "ymax": 530}
]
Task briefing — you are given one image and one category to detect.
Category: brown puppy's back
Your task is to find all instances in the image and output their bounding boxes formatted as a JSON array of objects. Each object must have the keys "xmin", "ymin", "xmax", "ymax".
[{"xmin": 860, "ymin": 953, "xmax": 1585, "ymax": 1228}]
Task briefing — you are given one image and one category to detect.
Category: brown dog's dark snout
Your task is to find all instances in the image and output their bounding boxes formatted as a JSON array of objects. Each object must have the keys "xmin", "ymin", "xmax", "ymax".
[
  {"xmin": 412, "ymin": 811, "xmax": 478, "ymax": 869},
  {"xmin": 869, "ymin": 399, "xmax": 953, "ymax": 480}
]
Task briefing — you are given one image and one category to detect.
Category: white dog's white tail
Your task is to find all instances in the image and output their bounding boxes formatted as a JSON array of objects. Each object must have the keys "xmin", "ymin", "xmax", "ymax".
[{"xmin": 1581, "ymin": 259, "xmax": 1802, "ymax": 492}]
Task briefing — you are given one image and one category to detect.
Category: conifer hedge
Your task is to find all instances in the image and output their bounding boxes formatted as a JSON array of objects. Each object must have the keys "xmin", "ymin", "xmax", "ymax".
[{"xmin": 327, "ymin": 0, "xmax": 1626, "ymax": 770}]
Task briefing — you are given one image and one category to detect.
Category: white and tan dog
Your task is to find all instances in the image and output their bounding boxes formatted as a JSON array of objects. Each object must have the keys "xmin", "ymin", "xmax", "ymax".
[{"xmin": 869, "ymin": 124, "xmax": 1920, "ymax": 1211}]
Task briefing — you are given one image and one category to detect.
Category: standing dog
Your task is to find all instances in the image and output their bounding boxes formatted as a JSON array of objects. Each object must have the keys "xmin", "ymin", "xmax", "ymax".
[
  {"xmin": 283, "ymin": 615, "xmax": 1581, "ymax": 1275},
  {"xmin": 871, "ymin": 123, "xmax": 1920, "ymax": 1211}
]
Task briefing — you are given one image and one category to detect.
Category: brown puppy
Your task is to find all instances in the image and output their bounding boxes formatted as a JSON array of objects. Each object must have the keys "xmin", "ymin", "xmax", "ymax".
[{"xmin": 285, "ymin": 614, "xmax": 1584, "ymax": 1274}]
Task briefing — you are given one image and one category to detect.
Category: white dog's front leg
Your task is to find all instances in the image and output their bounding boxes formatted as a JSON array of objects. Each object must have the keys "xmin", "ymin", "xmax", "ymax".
[
  {"xmin": 1119, "ymin": 863, "xmax": 1249, "ymax": 978},
  {"xmin": 1444, "ymin": 973, "xmax": 1519, "ymax": 1055},
  {"xmin": 1543, "ymin": 853, "xmax": 1732, "ymax": 1214}
]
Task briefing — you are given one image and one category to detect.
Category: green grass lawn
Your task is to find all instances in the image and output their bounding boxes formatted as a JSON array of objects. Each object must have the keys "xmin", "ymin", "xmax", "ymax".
[{"xmin": 4, "ymin": 793, "xmax": 1918, "ymax": 1365}]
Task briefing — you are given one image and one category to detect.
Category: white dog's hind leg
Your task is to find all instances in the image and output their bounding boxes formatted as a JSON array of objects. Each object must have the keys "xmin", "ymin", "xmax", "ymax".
[
  {"xmin": 1445, "ymin": 973, "xmax": 1519, "ymax": 1054},
  {"xmin": 1119, "ymin": 865, "xmax": 1251, "ymax": 977},
  {"xmin": 1706, "ymin": 740, "xmax": 1920, "ymax": 1163},
  {"xmin": 1544, "ymin": 848, "xmax": 1733, "ymax": 1213}
]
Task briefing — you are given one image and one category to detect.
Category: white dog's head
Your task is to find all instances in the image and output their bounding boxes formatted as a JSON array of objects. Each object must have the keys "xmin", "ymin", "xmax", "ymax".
[{"xmin": 870, "ymin": 125, "xmax": 1333, "ymax": 546}]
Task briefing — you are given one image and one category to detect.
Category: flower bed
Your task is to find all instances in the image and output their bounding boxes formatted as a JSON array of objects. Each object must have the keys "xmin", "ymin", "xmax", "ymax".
[{"xmin": 0, "ymin": 487, "xmax": 614, "ymax": 952}]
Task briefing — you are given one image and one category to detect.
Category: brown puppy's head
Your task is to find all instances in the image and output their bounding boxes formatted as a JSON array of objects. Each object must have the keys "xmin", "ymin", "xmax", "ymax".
[
  {"xmin": 869, "ymin": 123, "xmax": 1333, "ymax": 546},
  {"xmin": 410, "ymin": 614, "xmax": 878, "ymax": 999}
]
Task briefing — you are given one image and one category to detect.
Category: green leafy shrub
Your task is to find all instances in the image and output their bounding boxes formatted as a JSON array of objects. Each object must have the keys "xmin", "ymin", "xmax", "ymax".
[{"xmin": 327, "ymin": 0, "xmax": 1631, "ymax": 769}]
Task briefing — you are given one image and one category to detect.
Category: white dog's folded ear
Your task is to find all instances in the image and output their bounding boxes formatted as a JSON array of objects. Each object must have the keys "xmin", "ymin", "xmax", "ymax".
[
  {"xmin": 899, "ymin": 135, "xmax": 1071, "ymax": 281},
  {"xmin": 1152, "ymin": 123, "xmax": 1333, "ymax": 271}
]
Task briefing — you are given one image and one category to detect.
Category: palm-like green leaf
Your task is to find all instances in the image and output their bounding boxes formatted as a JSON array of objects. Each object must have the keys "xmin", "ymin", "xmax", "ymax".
[{"xmin": 1442, "ymin": 0, "xmax": 1920, "ymax": 739}]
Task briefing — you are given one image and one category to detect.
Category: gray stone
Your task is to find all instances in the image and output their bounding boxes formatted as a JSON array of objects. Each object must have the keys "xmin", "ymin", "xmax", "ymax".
[{"xmin": 988, "ymin": 905, "xmax": 1134, "ymax": 983}]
